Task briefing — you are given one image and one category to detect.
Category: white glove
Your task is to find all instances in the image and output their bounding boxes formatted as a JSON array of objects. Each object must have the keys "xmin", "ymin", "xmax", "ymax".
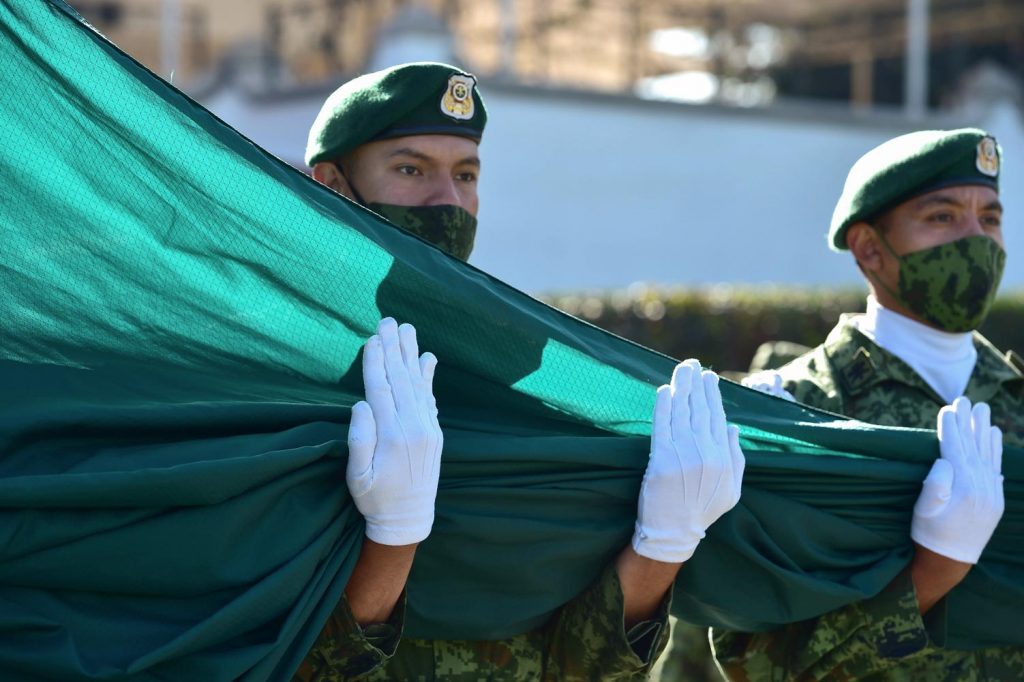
[
  {"xmin": 347, "ymin": 318, "xmax": 443, "ymax": 546},
  {"xmin": 741, "ymin": 371, "xmax": 796, "ymax": 402},
  {"xmin": 911, "ymin": 397, "xmax": 1004, "ymax": 564},
  {"xmin": 632, "ymin": 359, "xmax": 746, "ymax": 563}
]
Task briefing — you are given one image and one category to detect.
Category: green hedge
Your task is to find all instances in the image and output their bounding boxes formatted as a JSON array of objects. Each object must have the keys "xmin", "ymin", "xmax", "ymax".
[{"xmin": 541, "ymin": 286, "xmax": 1024, "ymax": 373}]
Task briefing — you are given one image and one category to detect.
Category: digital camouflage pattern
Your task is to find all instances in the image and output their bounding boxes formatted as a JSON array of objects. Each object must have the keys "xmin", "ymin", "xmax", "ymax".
[
  {"xmin": 711, "ymin": 315, "xmax": 1024, "ymax": 681},
  {"xmin": 366, "ymin": 203, "xmax": 478, "ymax": 262},
  {"xmin": 296, "ymin": 564, "xmax": 670, "ymax": 681},
  {"xmin": 875, "ymin": 234, "xmax": 1007, "ymax": 334},
  {"xmin": 714, "ymin": 568, "xmax": 1024, "ymax": 681},
  {"xmin": 295, "ymin": 593, "xmax": 406, "ymax": 681}
]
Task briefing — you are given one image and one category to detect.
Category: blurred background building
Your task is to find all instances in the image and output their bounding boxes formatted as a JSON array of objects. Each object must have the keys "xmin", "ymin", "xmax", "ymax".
[{"xmin": 73, "ymin": 0, "xmax": 1024, "ymax": 293}]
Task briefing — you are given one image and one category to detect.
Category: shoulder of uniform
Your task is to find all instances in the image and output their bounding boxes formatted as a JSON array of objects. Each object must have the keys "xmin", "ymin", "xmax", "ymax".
[
  {"xmin": 823, "ymin": 317, "xmax": 940, "ymax": 398},
  {"xmin": 773, "ymin": 343, "xmax": 840, "ymax": 411},
  {"xmin": 819, "ymin": 318, "xmax": 889, "ymax": 395},
  {"xmin": 971, "ymin": 332, "xmax": 1024, "ymax": 382}
]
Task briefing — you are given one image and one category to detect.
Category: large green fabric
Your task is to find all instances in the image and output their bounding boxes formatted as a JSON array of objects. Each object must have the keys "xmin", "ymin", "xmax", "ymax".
[{"xmin": 0, "ymin": 2, "xmax": 1020, "ymax": 680}]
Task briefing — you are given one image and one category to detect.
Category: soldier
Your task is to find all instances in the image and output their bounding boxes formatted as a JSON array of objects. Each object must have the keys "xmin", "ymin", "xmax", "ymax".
[
  {"xmin": 293, "ymin": 62, "xmax": 747, "ymax": 680},
  {"xmin": 714, "ymin": 128, "xmax": 1019, "ymax": 679}
]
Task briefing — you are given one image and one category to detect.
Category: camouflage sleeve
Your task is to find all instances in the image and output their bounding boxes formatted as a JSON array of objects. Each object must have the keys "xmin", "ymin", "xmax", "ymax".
[
  {"xmin": 292, "ymin": 592, "xmax": 406, "ymax": 682},
  {"xmin": 776, "ymin": 347, "xmax": 845, "ymax": 415},
  {"xmin": 711, "ymin": 568, "xmax": 932, "ymax": 681},
  {"xmin": 543, "ymin": 563, "xmax": 672, "ymax": 681}
]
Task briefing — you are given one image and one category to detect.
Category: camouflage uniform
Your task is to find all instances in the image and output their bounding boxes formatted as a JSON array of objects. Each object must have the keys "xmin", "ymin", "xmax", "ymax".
[
  {"xmin": 711, "ymin": 314, "xmax": 1024, "ymax": 681},
  {"xmin": 295, "ymin": 564, "xmax": 670, "ymax": 681}
]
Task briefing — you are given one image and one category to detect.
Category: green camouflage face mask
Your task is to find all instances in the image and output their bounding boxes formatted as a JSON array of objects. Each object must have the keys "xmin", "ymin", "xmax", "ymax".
[
  {"xmin": 872, "ymin": 233, "xmax": 1006, "ymax": 333},
  {"xmin": 366, "ymin": 203, "xmax": 477, "ymax": 262}
]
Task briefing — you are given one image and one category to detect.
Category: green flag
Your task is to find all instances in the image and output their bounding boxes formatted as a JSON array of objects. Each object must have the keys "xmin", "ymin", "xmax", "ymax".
[{"xmin": 0, "ymin": 2, "xmax": 1020, "ymax": 679}]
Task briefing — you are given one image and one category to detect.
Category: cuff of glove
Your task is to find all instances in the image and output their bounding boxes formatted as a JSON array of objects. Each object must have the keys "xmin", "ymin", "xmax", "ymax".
[
  {"xmin": 909, "ymin": 526, "xmax": 984, "ymax": 565},
  {"xmin": 631, "ymin": 523, "xmax": 702, "ymax": 564},
  {"xmin": 364, "ymin": 514, "xmax": 435, "ymax": 546}
]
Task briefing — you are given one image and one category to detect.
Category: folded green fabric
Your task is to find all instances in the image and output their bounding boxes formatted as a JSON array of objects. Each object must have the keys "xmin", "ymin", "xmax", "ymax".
[{"xmin": 0, "ymin": 2, "xmax": 1019, "ymax": 679}]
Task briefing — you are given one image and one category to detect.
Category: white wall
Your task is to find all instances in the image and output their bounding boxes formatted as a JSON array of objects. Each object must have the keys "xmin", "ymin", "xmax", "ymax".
[{"xmin": 200, "ymin": 81, "xmax": 1024, "ymax": 293}]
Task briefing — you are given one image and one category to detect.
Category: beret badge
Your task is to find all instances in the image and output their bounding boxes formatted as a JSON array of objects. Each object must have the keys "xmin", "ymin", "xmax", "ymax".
[
  {"xmin": 440, "ymin": 74, "xmax": 476, "ymax": 121},
  {"xmin": 976, "ymin": 136, "xmax": 999, "ymax": 177}
]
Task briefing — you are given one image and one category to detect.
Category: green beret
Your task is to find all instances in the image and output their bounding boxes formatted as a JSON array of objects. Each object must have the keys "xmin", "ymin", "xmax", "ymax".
[
  {"xmin": 305, "ymin": 62, "xmax": 487, "ymax": 166},
  {"xmin": 829, "ymin": 128, "xmax": 1001, "ymax": 251}
]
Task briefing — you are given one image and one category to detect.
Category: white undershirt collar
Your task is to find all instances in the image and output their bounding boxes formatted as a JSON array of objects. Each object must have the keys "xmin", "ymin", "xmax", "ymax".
[{"xmin": 851, "ymin": 296, "xmax": 977, "ymax": 403}]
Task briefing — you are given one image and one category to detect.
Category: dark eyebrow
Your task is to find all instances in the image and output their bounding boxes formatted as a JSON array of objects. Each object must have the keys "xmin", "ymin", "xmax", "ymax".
[
  {"xmin": 387, "ymin": 147, "xmax": 434, "ymax": 162},
  {"xmin": 914, "ymin": 195, "xmax": 961, "ymax": 209},
  {"xmin": 387, "ymin": 148, "xmax": 480, "ymax": 168},
  {"xmin": 913, "ymin": 194, "xmax": 1003, "ymax": 213}
]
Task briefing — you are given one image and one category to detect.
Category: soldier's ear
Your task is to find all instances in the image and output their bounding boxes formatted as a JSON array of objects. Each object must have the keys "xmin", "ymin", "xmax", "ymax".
[
  {"xmin": 846, "ymin": 222, "xmax": 883, "ymax": 274},
  {"xmin": 311, "ymin": 162, "xmax": 356, "ymax": 200}
]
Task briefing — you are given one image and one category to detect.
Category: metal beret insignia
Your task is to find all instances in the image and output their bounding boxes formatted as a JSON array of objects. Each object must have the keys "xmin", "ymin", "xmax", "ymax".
[
  {"xmin": 440, "ymin": 74, "xmax": 476, "ymax": 121},
  {"xmin": 976, "ymin": 136, "xmax": 999, "ymax": 177}
]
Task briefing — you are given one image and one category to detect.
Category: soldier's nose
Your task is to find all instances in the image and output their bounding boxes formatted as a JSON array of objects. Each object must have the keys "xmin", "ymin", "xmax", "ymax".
[
  {"xmin": 964, "ymin": 215, "xmax": 987, "ymax": 237},
  {"xmin": 429, "ymin": 178, "xmax": 462, "ymax": 207}
]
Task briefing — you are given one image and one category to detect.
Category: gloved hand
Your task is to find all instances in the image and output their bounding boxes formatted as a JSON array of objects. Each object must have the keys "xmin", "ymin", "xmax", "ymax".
[
  {"xmin": 741, "ymin": 370, "xmax": 796, "ymax": 402},
  {"xmin": 347, "ymin": 317, "xmax": 443, "ymax": 546},
  {"xmin": 632, "ymin": 359, "xmax": 746, "ymax": 563},
  {"xmin": 911, "ymin": 397, "xmax": 1005, "ymax": 564}
]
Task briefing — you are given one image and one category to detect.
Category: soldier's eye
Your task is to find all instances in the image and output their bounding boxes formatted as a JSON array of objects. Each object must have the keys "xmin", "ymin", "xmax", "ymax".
[
  {"xmin": 397, "ymin": 165, "xmax": 421, "ymax": 176},
  {"xmin": 456, "ymin": 171, "xmax": 477, "ymax": 183}
]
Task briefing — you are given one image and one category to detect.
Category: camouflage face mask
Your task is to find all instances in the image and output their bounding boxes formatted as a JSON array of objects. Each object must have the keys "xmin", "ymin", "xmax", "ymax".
[
  {"xmin": 366, "ymin": 203, "xmax": 477, "ymax": 262},
  {"xmin": 872, "ymin": 233, "xmax": 1006, "ymax": 333}
]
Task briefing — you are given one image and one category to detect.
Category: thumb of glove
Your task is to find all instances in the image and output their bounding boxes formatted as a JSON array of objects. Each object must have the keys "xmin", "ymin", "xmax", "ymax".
[
  {"xmin": 914, "ymin": 457, "xmax": 954, "ymax": 519},
  {"xmin": 346, "ymin": 401, "xmax": 377, "ymax": 499}
]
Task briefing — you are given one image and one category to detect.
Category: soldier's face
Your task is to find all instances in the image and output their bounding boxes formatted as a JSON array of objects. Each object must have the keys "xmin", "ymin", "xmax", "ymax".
[
  {"xmin": 878, "ymin": 185, "xmax": 1003, "ymax": 255},
  {"xmin": 329, "ymin": 135, "xmax": 480, "ymax": 216},
  {"xmin": 848, "ymin": 184, "xmax": 1005, "ymax": 325}
]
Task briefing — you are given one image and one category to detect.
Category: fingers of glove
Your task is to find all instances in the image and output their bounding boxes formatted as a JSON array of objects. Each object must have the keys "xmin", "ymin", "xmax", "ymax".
[
  {"xmin": 916, "ymin": 458, "xmax": 954, "ymax": 517},
  {"xmin": 741, "ymin": 371, "xmax": 777, "ymax": 390},
  {"xmin": 971, "ymin": 402, "xmax": 993, "ymax": 466},
  {"xmin": 651, "ymin": 384, "xmax": 673, "ymax": 455},
  {"xmin": 346, "ymin": 401, "xmax": 377, "ymax": 498},
  {"xmin": 937, "ymin": 405, "xmax": 966, "ymax": 467},
  {"xmin": 419, "ymin": 352, "xmax": 440, "ymax": 415},
  {"xmin": 991, "ymin": 426, "xmax": 1003, "ymax": 475},
  {"xmin": 727, "ymin": 424, "xmax": 745, "ymax": 495},
  {"xmin": 741, "ymin": 372, "xmax": 794, "ymax": 402},
  {"xmin": 702, "ymin": 371, "xmax": 728, "ymax": 448},
  {"xmin": 953, "ymin": 397, "xmax": 977, "ymax": 461},
  {"xmin": 983, "ymin": 426, "xmax": 1005, "ymax": 514},
  {"xmin": 362, "ymin": 335, "xmax": 395, "ymax": 422},
  {"xmin": 670, "ymin": 361, "xmax": 696, "ymax": 444},
  {"xmin": 378, "ymin": 318, "xmax": 417, "ymax": 418},
  {"xmin": 398, "ymin": 322, "xmax": 423, "ymax": 385},
  {"xmin": 685, "ymin": 361, "xmax": 712, "ymax": 442}
]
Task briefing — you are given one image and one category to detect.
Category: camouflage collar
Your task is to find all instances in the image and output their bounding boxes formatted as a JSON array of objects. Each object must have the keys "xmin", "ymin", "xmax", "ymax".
[
  {"xmin": 968, "ymin": 334, "xmax": 1024, "ymax": 403},
  {"xmin": 823, "ymin": 314, "xmax": 1022, "ymax": 404}
]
